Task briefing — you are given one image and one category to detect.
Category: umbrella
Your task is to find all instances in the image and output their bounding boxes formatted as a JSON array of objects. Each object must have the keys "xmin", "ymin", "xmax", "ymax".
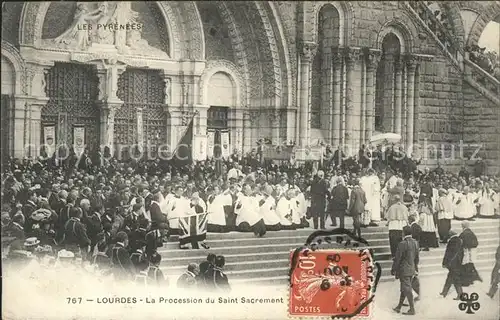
[{"xmin": 370, "ymin": 133, "xmax": 402, "ymax": 145}]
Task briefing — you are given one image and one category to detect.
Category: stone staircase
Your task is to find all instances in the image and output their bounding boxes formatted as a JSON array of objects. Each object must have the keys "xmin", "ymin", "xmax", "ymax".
[
  {"xmin": 158, "ymin": 218, "xmax": 499, "ymax": 285},
  {"xmin": 404, "ymin": 1, "xmax": 500, "ymax": 105}
]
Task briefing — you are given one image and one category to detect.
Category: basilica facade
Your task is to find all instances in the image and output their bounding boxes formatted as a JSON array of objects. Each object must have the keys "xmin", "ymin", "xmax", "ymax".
[{"xmin": 1, "ymin": 2, "xmax": 499, "ymax": 171}]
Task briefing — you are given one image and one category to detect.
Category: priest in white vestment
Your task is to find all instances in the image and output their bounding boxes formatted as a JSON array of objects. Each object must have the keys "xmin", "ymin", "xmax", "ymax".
[
  {"xmin": 454, "ymin": 186, "xmax": 476, "ymax": 220},
  {"xmin": 294, "ymin": 186, "xmax": 310, "ymax": 228},
  {"xmin": 207, "ymin": 186, "xmax": 230, "ymax": 232},
  {"xmin": 276, "ymin": 189, "xmax": 299, "ymax": 230},
  {"xmin": 234, "ymin": 184, "xmax": 266, "ymax": 236},
  {"xmin": 167, "ymin": 186, "xmax": 191, "ymax": 234},
  {"xmin": 258, "ymin": 185, "xmax": 281, "ymax": 231},
  {"xmin": 478, "ymin": 183, "xmax": 497, "ymax": 217},
  {"xmin": 361, "ymin": 170, "xmax": 382, "ymax": 225}
]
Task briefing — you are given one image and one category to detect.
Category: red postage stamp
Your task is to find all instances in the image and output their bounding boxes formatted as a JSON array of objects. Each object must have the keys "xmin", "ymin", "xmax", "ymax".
[{"xmin": 289, "ymin": 249, "xmax": 373, "ymax": 318}]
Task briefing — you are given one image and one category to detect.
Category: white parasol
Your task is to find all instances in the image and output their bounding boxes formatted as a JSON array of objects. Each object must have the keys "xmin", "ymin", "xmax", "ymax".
[{"xmin": 370, "ymin": 133, "xmax": 402, "ymax": 145}]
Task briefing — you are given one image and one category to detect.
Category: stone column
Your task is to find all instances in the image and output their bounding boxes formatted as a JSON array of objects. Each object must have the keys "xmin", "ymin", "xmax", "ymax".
[
  {"xmin": 270, "ymin": 110, "xmax": 281, "ymax": 145},
  {"xmin": 405, "ymin": 54, "xmax": 418, "ymax": 149},
  {"xmin": 394, "ymin": 56, "xmax": 403, "ymax": 135},
  {"xmin": 414, "ymin": 64, "xmax": 421, "ymax": 144},
  {"xmin": 28, "ymin": 102, "xmax": 46, "ymax": 159},
  {"xmin": 136, "ymin": 107, "xmax": 144, "ymax": 152},
  {"xmin": 365, "ymin": 49, "xmax": 382, "ymax": 143},
  {"xmin": 26, "ymin": 64, "xmax": 50, "ymax": 158},
  {"xmin": 343, "ymin": 48, "xmax": 361, "ymax": 154},
  {"xmin": 299, "ymin": 42, "xmax": 317, "ymax": 147},
  {"xmin": 242, "ymin": 111, "xmax": 252, "ymax": 153},
  {"xmin": 331, "ymin": 48, "xmax": 343, "ymax": 149},
  {"xmin": 97, "ymin": 61, "xmax": 126, "ymax": 152},
  {"xmin": 12, "ymin": 98, "xmax": 28, "ymax": 158}
]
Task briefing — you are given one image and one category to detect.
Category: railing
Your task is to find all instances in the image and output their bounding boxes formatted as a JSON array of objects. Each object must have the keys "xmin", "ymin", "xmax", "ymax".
[
  {"xmin": 406, "ymin": 1, "xmax": 465, "ymax": 68},
  {"xmin": 464, "ymin": 59, "xmax": 500, "ymax": 99},
  {"xmin": 406, "ymin": 1, "xmax": 500, "ymax": 102}
]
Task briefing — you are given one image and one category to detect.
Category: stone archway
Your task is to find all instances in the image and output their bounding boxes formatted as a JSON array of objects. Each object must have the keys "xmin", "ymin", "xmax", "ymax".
[
  {"xmin": 1, "ymin": 41, "xmax": 27, "ymax": 158},
  {"xmin": 467, "ymin": 1, "xmax": 500, "ymax": 48},
  {"xmin": 19, "ymin": 1, "xmax": 205, "ymax": 60}
]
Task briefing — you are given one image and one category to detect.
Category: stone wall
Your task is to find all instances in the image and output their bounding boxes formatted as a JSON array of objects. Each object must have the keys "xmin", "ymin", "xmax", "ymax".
[{"xmin": 463, "ymin": 83, "xmax": 500, "ymax": 174}]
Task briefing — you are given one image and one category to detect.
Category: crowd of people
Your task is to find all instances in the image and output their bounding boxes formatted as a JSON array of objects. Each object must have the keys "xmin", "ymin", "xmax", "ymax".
[
  {"xmin": 467, "ymin": 45, "xmax": 500, "ymax": 81},
  {"xmin": 1, "ymin": 145, "xmax": 499, "ymax": 295}
]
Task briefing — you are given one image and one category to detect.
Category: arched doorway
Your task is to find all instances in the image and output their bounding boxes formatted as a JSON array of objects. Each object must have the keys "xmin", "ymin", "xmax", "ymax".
[
  {"xmin": 375, "ymin": 33, "xmax": 401, "ymax": 133},
  {"xmin": 115, "ymin": 68, "xmax": 167, "ymax": 160},
  {"xmin": 206, "ymin": 72, "xmax": 235, "ymax": 159},
  {"xmin": 42, "ymin": 62, "xmax": 100, "ymax": 155},
  {"xmin": 1, "ymin": 56, "xmax": 14, "ymax": 162}
]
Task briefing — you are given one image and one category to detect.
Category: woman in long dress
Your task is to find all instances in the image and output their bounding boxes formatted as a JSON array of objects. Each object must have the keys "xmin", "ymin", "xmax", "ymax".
[{"xmin": 417, "ymin": 196, "xmax": 438, "ymax": 251}]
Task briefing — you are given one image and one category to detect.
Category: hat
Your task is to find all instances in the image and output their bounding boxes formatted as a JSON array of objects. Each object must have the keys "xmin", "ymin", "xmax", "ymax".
[
  {"xmin": 438, "ymin": 188, "xmax": 448, "ymax": 196},
  {"xmin": 30, "ymin": 208, "xmax": 52, "ymax": 222},
  {"xmin": 57, "ymin": 249, "xmax": 75, "ymax": 259},
  {"xmin": 393, "ymin": 194, "xmax": 401, "ymax": 202},
  {"xmin": 24, "ymin": 237, "xmax": 40, "ymax": 247}
]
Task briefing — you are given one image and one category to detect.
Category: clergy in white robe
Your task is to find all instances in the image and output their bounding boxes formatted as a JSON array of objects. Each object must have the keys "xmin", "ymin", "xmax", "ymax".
[
  {"xmin": 160, "ymin": 192, "xmax": 174, "ymax": 216},
  {"xmin": 478, "ymin": 184, "xmax": 497, "ymax": 217},
  {"xmin": 276, "ymin": 189, "xmax": 296, "ymax": 230},
  {"xmin": 167, "ymin": 186, "xmax": 191, "ymax": 234},
  {"xmin": 258, "ymin": 185, "xmax": 281, "ymax": 231},
  {"xmin": 275, "ymin": 179, "xmax": 289, "ymax": 199},
  {"xmin": 436, "ymin": 189, "xmax": 454, "ymax": 243},
  {"xmin": 361, "ymin": 171, "xmax": 382, "ymax": 224},
  {"xmin": 454, "ymin": 187, "xmax": 476, "ymax": 220},
  {"xmin": 294, "ymin": 187, "xmax": 310, "ymax": 228},
  {"xmin": 207, "ymin": 186, "xmax": 230, "ymax": 232},
  {"xmin": 234, "ymin": 185, "xmax": 266, "ymax": 237}
]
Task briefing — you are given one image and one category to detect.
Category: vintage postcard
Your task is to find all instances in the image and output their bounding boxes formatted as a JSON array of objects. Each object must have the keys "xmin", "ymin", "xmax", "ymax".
[{"xmin": 1, "ymin": 1, "xmax": 499, "ymax": 320}]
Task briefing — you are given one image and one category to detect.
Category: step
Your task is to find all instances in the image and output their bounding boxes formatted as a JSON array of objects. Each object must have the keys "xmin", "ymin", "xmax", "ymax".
[
  {"xmin": 220, "ymin": 265, "xmax": 495, "ymax": 286},
  {"xmin": 163, "ymin": 227, "xmax": 499, "ymax": 249},
  {"xmin": 158, "ymin": 235, "xmax": 498, "ymax": 259}
]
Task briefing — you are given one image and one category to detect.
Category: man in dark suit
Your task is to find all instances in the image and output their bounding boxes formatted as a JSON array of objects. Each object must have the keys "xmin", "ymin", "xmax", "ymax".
[
  {"xmin": 392, "ymin": 225, "xmax": 419, "ymax": 315},
  {"xmin": 149, "ymin": 191, "xmax": 168, "ymax": 230},
  {"xmin": 310, "ymin": 170, "xmax": 330, "ymax": 229},
  {"xmin": 204, "ymin": 255, "xmax": 231, "ymax": 292},
  {"xmin": 329, "ymin": 177, "xmax": 349, "ymax": 228},
  {"xmin": 62, "ymin": 207, "xmax": 91, "ymax": 259},
  {"xmin": 409, "ymin": 214, "xmax": 422, "ymax": 246},
  {"xmin": 487, "ymin": 245, "xmax": 500, "ymax": 298},
  {"xmin": 348, "ymin": 180, "xmax": 366, "ymax": 238},
  {"xmin": 111, "ymin": 231, "xmax": 136, "ymax": 281},
  {"xmin": 440, "ymin": 230, "xmax": 464, "ymax": 299}
]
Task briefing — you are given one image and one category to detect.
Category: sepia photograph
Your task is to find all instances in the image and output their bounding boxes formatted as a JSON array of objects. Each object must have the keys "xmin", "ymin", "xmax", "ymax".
[{"xmin": 1, "ymin": 1, "xmax": 499, "ymax": 319}]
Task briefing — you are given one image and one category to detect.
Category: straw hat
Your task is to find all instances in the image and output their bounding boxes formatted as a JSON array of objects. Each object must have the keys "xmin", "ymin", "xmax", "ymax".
[{"xmin": 24, "ymin": 237, "xmax": 40, "ymax": 247}]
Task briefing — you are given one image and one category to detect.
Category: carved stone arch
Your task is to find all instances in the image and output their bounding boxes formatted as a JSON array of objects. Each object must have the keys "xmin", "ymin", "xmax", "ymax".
[
  {"xmin": 375, "ymin": 18, "xmax": 417, "ymax": 53},
  {"xmin": 19, "ymin": 2, "xmax": 197, "ymax": 60},
  {"xmin": 175, "ymin": 2, "xmax": 205, "ymax": 60},
  {"xmin": 466, "ymin": 1, "xmax": 500, "ymax": 48},
  {"xmin": 265, "ymin": 1, "xmax": 293, "ymax": 109},
  {"xmin": 1, "ymin": 40, "xmax": 26, "ymax": 96},
  {"xmin": 214, "ymin": 2, "xmax": 250, "ymax": 107},
  {"xmin": 456, "ymin": 1, "xmax": 487, "ymax": 14},
  {"xmin": 307, "ymin": 1, "xmax": 355, "ymax": 47},
  {"xmin": 199, "ymin": 60, "xmax": 244, "ymax": 108}
]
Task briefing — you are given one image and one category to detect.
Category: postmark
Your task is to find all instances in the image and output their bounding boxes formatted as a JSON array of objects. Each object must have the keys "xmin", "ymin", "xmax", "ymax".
[{"xmin": 288, "ymin": 228, "xmax": 380, "ymax": 318}]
